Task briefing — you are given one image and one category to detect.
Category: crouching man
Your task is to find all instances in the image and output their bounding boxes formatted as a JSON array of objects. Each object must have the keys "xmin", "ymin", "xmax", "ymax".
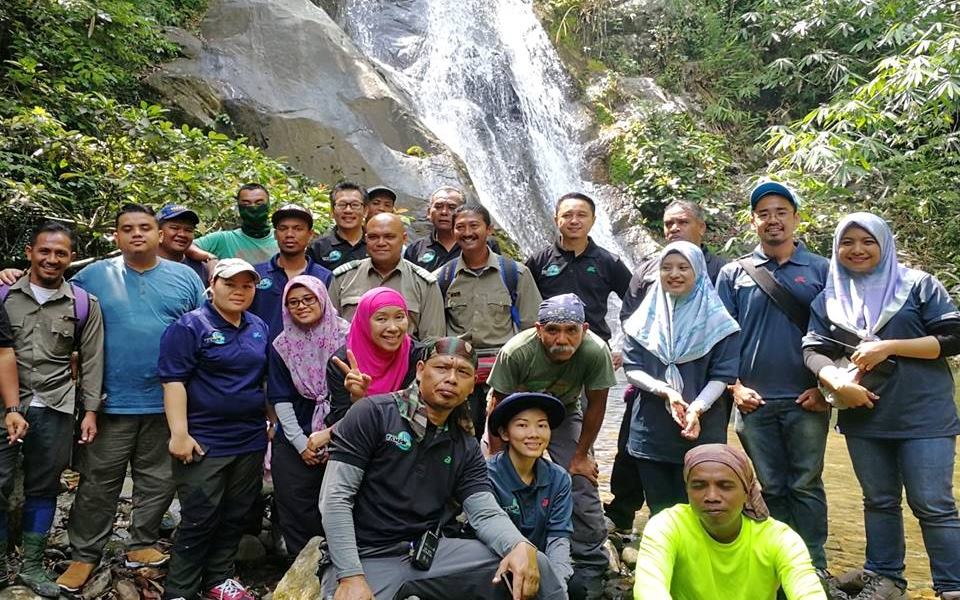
[{"xmin": 319, "ymin": 337, "xmax": 566, "ymax": 600}]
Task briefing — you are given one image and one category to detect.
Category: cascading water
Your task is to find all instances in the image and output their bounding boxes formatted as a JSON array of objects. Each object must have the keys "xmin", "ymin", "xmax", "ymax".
[{"xmin": 339, "ymin": 0, "xmax": 626, "ymax": 263}]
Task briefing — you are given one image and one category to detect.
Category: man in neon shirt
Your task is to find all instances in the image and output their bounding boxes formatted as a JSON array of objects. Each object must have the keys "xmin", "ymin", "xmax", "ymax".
[{"xmin": 633, "ymin": 444, "xmax": 827, "ymax": 600}]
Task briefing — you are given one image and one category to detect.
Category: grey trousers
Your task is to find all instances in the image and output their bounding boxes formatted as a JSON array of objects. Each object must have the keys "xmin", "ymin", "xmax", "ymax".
[
  {"xmin": 67, "ymin": 413, "xmax": 175, "ymax": 563},
  {"xmin": 320, "ymin": 538, "xmax": 567, "ymax": 599},
  {"xmin": 548, "ymin": 407, "xmax": 609, "ymax": 579}
]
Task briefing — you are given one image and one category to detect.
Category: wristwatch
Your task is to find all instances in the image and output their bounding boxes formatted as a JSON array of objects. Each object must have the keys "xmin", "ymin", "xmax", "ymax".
[{"xmin": 5, "ymin": 406, "xmax": 21, "ymax": 415}]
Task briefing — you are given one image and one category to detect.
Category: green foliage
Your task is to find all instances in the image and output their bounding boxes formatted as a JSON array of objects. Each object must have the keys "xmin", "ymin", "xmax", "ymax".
[
  {"xmin": 0, "ymin": 0, "xmax": 331, "ymax": 264},
  {"xmin": 608, "ymin": 110, "xmax": 736, "ymax": 225}
]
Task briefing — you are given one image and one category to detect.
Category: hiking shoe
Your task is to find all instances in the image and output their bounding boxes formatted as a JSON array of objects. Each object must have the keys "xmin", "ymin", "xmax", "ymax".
[
  {"xmin": 837, "ymin": 568, "xmax": 869, "ymax": 595},
  {"xmin": 853, "ymin": 571, "xmax": 907, "ymax": 600},
  {"xmin": 124, "ymin": 547, "xmax": 169, "ymax": 568},
  {"xmin": 204, "ymin": 578, "xmax": 255, "ymax": 600},
  {"xmin": 56, "ymin": 561, "xmax": 96, "ymax": 592},
  {"xmin": 817, "ymin": 568, "xmax": 850, "ymax": 600}
]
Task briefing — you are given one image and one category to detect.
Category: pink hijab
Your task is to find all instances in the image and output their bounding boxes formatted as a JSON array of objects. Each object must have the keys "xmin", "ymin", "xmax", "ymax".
[
  {"xmin": 347, "ymin": 287, "xmax": 413, "ymax": 395},
  {"xmin": 272, "ymin": 275, "xmax": 349, "ymax": 431}
]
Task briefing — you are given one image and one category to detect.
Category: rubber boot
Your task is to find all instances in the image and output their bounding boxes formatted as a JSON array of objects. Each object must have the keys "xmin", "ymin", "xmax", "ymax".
[{"xmin": 16, "ymin": 533, "xmax": 59, "ymax": 597}]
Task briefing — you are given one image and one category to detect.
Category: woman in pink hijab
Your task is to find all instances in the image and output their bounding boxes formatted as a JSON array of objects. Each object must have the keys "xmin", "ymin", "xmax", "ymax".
[{"xmin": 326, "ymin": 287, "xmax": 427, "ymax": 424}]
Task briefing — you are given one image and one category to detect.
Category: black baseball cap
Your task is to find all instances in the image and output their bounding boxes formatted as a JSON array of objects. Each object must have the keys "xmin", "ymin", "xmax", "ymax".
[{"xmin": 366, "ymin": 186, "xmax": 397, "ymax": 203}]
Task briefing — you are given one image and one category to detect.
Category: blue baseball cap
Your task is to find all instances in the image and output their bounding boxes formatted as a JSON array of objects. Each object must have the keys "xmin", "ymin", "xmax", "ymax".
[
  {"xmin": 749, "ymin": 181, "xmax": 799, "ymax": 210},
  {"xmin": 488, "ymin": 392, "xmax": 566, "ymax": 435},
  {"xmin": 157, "ymin": 203, "xmax": 200, "ymax": 226}
]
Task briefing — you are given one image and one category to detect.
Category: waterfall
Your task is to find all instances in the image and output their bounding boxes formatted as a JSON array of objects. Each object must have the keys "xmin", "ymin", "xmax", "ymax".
[{"xmin": 339, "ymin": 0, "xmax": 625, "ymax": 263}]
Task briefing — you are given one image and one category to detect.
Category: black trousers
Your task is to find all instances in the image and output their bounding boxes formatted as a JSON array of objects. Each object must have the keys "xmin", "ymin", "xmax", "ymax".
[
  {"xmin": 164, "ymin": 450, "xmax": 264, "ymax": 599},
  {"xmin": 270, "ymin": 439, "xmax": 324, "ymax": 557},
  {"xmin": 603, "ymin": 386, "xmax": 645, "ymax": 529}
]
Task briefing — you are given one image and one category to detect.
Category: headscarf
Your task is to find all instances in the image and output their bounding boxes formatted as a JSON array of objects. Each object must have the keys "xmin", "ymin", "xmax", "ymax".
[
  {"xmin": 347, "ymin": 287, "xmax": 413, "ymax": 395},
  {"xmin": 683, "ymin": 444, "xmax": 769, "ymax": 522},
  {"xmin": 623, "ymin": 241, "xmax": 740, "ymax": 393},
  {"xmin": 824, "ymin": 212, "xmax": 919, "ymax": 339},
  {"xmin": 272, "ymin": 275, "xmax": 349, "ymax": 431},
  {"xmin": 537, "ymin": 293, "xmax": 586, "ymax": 324}
]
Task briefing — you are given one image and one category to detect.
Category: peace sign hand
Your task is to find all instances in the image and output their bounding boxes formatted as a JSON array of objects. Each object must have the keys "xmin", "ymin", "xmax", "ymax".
[{"xmin": 332, "ymin": 349, "xmax": 373, "ymax": 402}]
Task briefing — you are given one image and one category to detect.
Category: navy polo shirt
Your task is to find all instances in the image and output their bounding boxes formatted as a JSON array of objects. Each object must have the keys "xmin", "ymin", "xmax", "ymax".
[
  {"xmin": 619, "ymin": 246, "xmax": 727, "ymax": 323},
  {"xmin": 181, "ymin": 256, "xmax": 208, "ymax": 285},
  {"xmin": 250, "ymin": 254, "xmax": 333, "ymax": 341},
  {"xmin": 403, "ymin": 230, "xmax": 501, "ymax": 273},
  {"xmin": 486, "ymin": 451, "xmax": 573, "ymax": 551},
  {"xmin": 328, "ymin": 392, "xmax": 491, "ymax": 548},
  {"xmin": 804, "ymin": 273, "xmax": 960, "ymax": 439},
  {"xmin": 716, "ymin": 243, "xmax": 828, "ymax": 400},
  {"xmin": 525, "ymin": 238, "xmax": 632, "ymax": 342},
  {"xmin": 158, "ymin": 302, "xmax": 269, "ymax": 458},
  {"xmin": 308, "ymin": 228, "xmax": 367, "ymax": 272},
  {"xmin": 624, "ymin": 332, "xmax": 740, "ymax": 463}
]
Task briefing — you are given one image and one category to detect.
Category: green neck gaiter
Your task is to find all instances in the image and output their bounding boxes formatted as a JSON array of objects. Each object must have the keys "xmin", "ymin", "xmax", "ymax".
[{"xmin": 239, "ymin": 203, "xmax": 271, "ymax": 238}]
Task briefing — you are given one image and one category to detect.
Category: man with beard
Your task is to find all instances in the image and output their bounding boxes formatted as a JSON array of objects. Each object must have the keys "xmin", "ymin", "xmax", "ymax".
[
  {"xmin": 0, "ymin": 222, "xmax": 105, "ymax": 597},
  {"xmin": 487, "ymin": 294, "xmax": 617, "ymax": 600}
]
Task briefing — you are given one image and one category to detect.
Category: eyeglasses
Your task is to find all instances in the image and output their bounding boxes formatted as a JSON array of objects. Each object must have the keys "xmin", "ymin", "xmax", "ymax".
[
  {"xmin": 334, "ymin": 201, "xmax": 363, "ymax": 211},
  {"xmin": 286, "ymin": 296, "xmax": 319, "ymax": 308}
]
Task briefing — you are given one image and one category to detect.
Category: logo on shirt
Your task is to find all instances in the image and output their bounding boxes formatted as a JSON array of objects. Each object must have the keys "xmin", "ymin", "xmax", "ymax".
[
  {"xmin": 541, "ymin": 498, "xmax": 550, "ymax": 508},
  {"xmin": 206, "ymin": 331, "xmax": 226, "ymax": 345},
  {"xmin": 385, "ymin": 431, "xmax": 412, "ymax": 452},
  {"xmin": 419, "ymin": 250, "xmax": 436, "ymax": 264},
  {"xmin": 325, "ymin": 250, "xmax": 342, "ymax": 262},
  {"xmin": 586, "ymin": 266, "xmax": 598, "ymax": 274},
  {"xmin": 443, "ymin": 455, "xmax": 452, "ymax": 465},
  {"xmin": 503, "ymin": 499, "xmax": 521, "ymax": 516},
  {"xmin": 544, "ymin": 264, "xmax": 561, "ymax": 277},
  {"xmin": 794, "ymin": 275, "xmax": 807, "ymax": 284},
  {"xmin": 257, "ymin": 277, "xmax": 273, "ymax": 290},
  {"xmin": 252, "ymin": 331, "xmax": 264, "ymax": 340}
]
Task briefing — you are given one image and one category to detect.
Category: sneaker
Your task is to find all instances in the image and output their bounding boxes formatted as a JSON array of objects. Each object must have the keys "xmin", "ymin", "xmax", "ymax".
[
  {"xmin": 837, "ymin": 568, "xmax": 869, "ymax": 595},
  {"xmin": 125, "ymin": 547, "xmax": 170, "ymax": 568},
  {"xmin": 56, "ymin": 561, "xmax": 96, "ymax": 592},
  {"xmin": 204, "ymin": 578, "xmax": 255, "ymax": 600},
  {"xmin": 853, "ymin": 571, "xmax": 907, "ymax": 600}
]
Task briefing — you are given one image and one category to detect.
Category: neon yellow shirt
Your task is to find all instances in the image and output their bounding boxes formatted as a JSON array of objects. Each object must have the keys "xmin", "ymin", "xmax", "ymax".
[{"xmin": 634, "ymin": 504, "xmax": 826, "ymax": 600}]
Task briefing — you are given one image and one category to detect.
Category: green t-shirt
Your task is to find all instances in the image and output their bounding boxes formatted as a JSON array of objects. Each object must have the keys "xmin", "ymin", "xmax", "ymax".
[
  {"xmin": 633, "ymin": 504, "xmax": 826, "ymax": 600},
  {"xmin": 486, "ymin": 328, "xmax": 616, "ymax": 407},
  {"xmin": 195, "ymin": 228, "xmax": 279, "ymax": 265}
]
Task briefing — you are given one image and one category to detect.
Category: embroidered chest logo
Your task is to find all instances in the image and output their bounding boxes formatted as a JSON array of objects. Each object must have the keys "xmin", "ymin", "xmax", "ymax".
[
  {"xmin": 252, "ymin": 331, "xmax": 264, "ymax": 340},
  {"xmin": 541, "ymin": 498, "xmax": 550, "ymax": 508},
  {"xmin": 325, "ymin": 250, "xmax": 342, "ymax": 262},
  {"xmin": 385, "ymin": 431, "xmax": 412, "ymax": 451},
  {"xmin": 504, "ymin": 498, "xmax": 521, "ymax": 516},
  {"xmin": 256, "ymin": 277, "xmax": 272, "ymax": 290},
  {"xmin": 586, "ymin": 266, "xmax": 598, "ymax": 274},
  {"xmin": 419, "ymin": 250, "xmax": 436, "ymax": 264},
  {"xmin": 794, "ymin": 275, "xmax": 807, "ymax": 284},
  {"xmin": 544, "ymin": 264, "xmax": 561, "ymax": 277},
  {"xmin": 442, "ymin": 455, "xmax": 452, "ymax": 465},
  {"xmin": 206, "ymin": 331, "xmax": 226, "ymax": 345}
]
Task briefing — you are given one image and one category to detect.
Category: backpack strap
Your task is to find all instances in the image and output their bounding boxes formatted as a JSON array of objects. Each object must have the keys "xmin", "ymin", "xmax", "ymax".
[
  {"xmin": 737, "ymin": 258, "xmax": 809, "ymax": 332},
  {"xmin": 0, "ymin": 284, "xmax": 8, "ymax": 304},
  {"xmin": 438, "ymin": 261, "xmax": 457, "ymax": 299},
  {"xmin": 497, "ymin": 256, "xmax": 521, "ymax": 329},
  {"xmin": 70, "ymin": 284, "xmax": 90, "ymax": 348}
]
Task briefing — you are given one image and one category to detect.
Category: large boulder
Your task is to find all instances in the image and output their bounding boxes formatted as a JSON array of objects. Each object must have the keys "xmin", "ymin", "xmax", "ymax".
[
  {"xmin": 145, "ymin": 0, "xmax": 473, "ymax": 212},
  {"xmin": 273, "ymin": 536, "xmax": 323, "ymax": 600}
]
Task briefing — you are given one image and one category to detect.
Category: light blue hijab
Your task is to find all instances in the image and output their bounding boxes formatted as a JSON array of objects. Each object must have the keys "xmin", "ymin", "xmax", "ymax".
[
  {"xmin": 623, "ymin": 241, "xmax": 740, "ymax": 392},
  {"xmin": 825, "ymin": 212, "xmax": 920, "ymax": 338}
]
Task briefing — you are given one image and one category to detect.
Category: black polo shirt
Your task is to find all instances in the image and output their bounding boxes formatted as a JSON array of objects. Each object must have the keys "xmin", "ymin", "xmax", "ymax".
[
  {"xmin": 525, "ymin": 238, "xmax": 632, "ymax": 342},
  {"xmin": 403, "ymin": 230, "xmax": 501, "ymax": 272},
  {"xmin": 308, "ymin": 228, "xmax": 367, "ymax": 272},
  {"xmin": 619, "ymin": 246, "xmax": 728, "ymax": 323},
  {"xmin": 328, "ymin": 390, "xmax": 491, "ymax": 547}
]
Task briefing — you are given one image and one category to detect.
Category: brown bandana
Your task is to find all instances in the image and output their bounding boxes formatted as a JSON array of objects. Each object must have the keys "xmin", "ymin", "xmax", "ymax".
[
  {"xmin": 424, "ymin": 336, "xmax": 478, "ymax": 369},
  {"xmin": 683, "ymin": 444, "xmax": 770, "ymax": 522}
]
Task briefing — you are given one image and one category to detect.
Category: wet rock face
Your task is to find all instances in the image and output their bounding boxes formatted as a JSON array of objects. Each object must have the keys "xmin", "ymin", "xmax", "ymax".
[{"xmin": 146, "ymin": 0, "xmax": 473, "ymax": 212}]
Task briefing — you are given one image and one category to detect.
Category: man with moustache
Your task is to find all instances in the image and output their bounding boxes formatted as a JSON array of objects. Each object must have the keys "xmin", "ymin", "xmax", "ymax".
[
  {"xmin": 330, "ymin": 213, "xmax": 445, "ymax": 341},
  {"xmin": 434, "ymin": 204, "xmax": 541, "ymax": 436},
  {"xmin": 487, "ymin": 295, "xmax": 617, "ymax": 600},
  {"xmin": 156, "ymin": 204, "xmax": 208, "ymax": 284},
  {"xmin": 404, "ymin": 186, "xmax": 501, "ymax": 272},
  {"xmin": 319, "ymin": 337, "xmax": 565, "ymax": 600},
  {"xmin": 606, "ymin": 199, "xmax": 728, "ymax": 534},
  {"xmin": 249, "ymin": 203, "xmax": 332, "ymax": 340},
  {"xmin": 55, "ymin": 204, "xmax": 206, "ymax": 592},
  {"xmin": 0, "ymin": 222, "xmax": 105, "ymax": 597}
]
